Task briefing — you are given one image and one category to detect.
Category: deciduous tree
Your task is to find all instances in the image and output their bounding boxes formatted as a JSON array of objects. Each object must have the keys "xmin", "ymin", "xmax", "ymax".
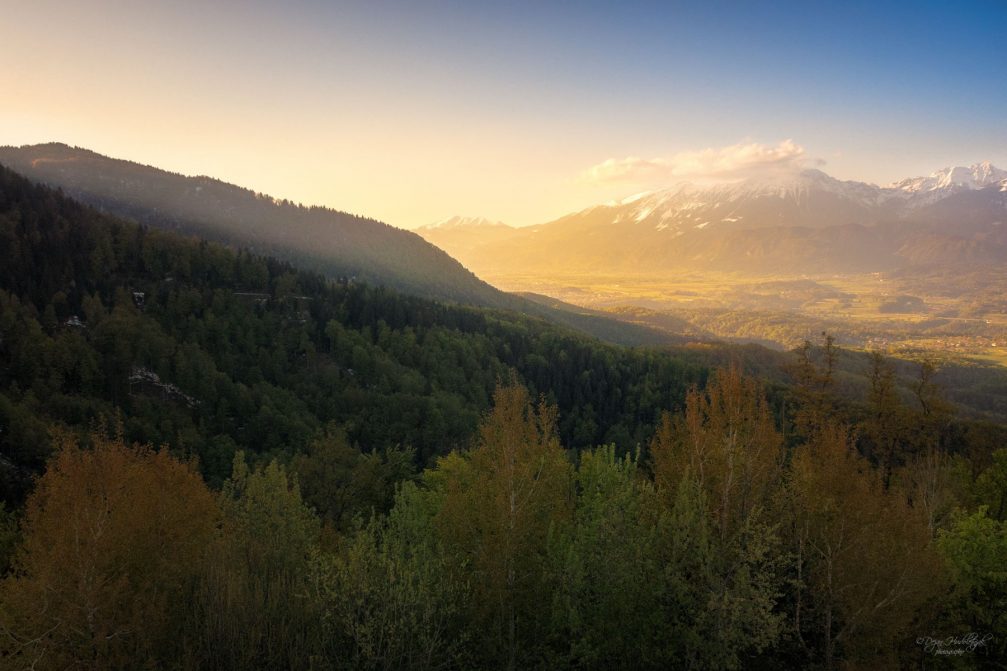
[
  {"xmin": 790, "ymin": 423, "xmax": 943, "ymax": 669},
  {"xmin": 434, "ymin": 382, "xmax": 572, "ymax": 670},
  {"xmin": 0, "ymin": 430, "xmax": 218, "ymax": 670}
]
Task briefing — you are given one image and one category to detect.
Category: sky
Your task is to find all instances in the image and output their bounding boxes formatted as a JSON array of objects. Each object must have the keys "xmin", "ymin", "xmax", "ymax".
[{"xmin": 2, "ymin": 0, "xmax": 1006, "ymax": 229}]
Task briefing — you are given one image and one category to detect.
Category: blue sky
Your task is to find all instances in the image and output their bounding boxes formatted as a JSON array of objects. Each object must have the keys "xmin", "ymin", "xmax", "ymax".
[{"xmin": 2, "ymin": 0, "xmax": 1005, "ymax": 227}]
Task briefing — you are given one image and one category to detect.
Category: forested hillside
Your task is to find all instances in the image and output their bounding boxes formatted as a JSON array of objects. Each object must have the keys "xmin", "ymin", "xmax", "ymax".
[
  {"xmin": 2, "ymin": 371, "xmax": 1005, "ymax": 670},
  {"xmin": 1, "ymin": 166, "xmax": 1005, "ymax": 670},
  {"xmin": 0, "ymin": 143, "xmax": 500, "ymax": 304},
  {"xmin": 0, "ymin": 164, "xmax": 702, "ymax": 502},
  {"xmin": 0, "ymin": 144, "xmax": 673, "ymax": 347}
]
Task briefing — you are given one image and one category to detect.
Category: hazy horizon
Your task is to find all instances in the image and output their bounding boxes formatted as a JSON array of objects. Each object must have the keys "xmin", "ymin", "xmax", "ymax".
[
  {"xmin": 3, "ymin": 0, "xmax": 1006, "ymax": 229},
  {"xmin": 3, "ymin": 6, "xmax": 1007, "ymax": 669}
]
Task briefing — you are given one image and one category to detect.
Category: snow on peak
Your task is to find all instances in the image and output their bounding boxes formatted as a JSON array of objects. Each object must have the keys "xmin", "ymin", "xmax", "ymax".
[
  {"xmin": 620, "ymin": 190, "xmax": 653, "ymax": 205},
  {"xmin": 424, "ymin": 215, "xmax": 509, "ymax": 230},
  {"xmin": 971, "ymin": 161, "xmax": 1006, "ymax": 185},
  {"xmin": 575, "ymin": 162, "xmax": 1004, "ymax": 236},
  {"xmin": 595, "ymin": 168, "xmax": 893, "ymax": 234},
  {"xmin": 890, "ymin": 162, "xmax": 1007, "ymax": 193}
]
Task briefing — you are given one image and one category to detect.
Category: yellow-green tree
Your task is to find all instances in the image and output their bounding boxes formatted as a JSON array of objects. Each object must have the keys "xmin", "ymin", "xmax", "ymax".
[
  {"xmin": 651, "ymin": 363, "xmax": 783, "ymax": 537},
  {"xmin": 433, "ymin": 382, "xmax": 572, "ymax": 671},
  {"xmin": 311, "ymin": 480, "xmax": 470, "ymax": 671},
  {"xmin": 649, "ymin": 366, "xmax": 785, "ymax": 669},
  {"xmin": 937, "ymin": 507, "xmax": 1007, "ymax": 664},
  {"xmin": 0, "ymin": 430, "xmax": 219, "ymax": 670},
  {"xmin": 789, "ymin": 423, "xmax": 944, "ymax": 670},
  {"xmin": 547, "ymin": 446, "xmax": 665, "ymax": 669},
  {"xmin": 186, "ymin": 452, "xmax": 322, "ymax": 671}
]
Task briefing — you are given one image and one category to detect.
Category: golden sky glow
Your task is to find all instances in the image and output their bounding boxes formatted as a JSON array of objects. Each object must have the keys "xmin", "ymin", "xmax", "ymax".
[{"xmin": 2, "ymin": 1, "xmax": 1005, "ymax": 229}]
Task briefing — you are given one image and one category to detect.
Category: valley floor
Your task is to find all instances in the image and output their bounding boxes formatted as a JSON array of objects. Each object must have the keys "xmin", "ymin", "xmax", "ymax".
[{"xmin": 486, "ymin": 267, "xmax": 1007, "ymax": 363}]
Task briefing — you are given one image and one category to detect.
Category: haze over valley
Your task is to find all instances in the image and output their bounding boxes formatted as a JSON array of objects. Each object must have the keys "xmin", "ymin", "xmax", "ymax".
[
  {"xmin": 3, "ymin": 2, "xmax": 1007, "ymax": 669},
  {"xmin": 418, "ymin": 161, "xmax": 1007, "ymax": 365}
]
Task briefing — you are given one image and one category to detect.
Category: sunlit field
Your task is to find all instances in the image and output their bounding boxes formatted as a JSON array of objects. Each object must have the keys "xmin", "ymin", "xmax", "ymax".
[{"xmin": 483, "ymin": 268, "xmax": 1007, "ymax": 364}]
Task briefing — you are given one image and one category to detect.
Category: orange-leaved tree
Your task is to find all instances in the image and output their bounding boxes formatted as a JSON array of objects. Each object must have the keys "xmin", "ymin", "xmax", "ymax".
[
  {"xmin": 0, "ymin": 430, "xmax": 219, "ymax": 670},
  {"xmin": 651, "ymin": 363, "xmax": 784, "ymax": 537},
  {"xmin": 789, "ymin": 422, "xmax": 944, "ymax": 670}
]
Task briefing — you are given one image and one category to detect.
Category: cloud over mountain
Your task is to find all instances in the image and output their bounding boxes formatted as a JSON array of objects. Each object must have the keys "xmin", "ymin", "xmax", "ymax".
[{"xmin": 581, "ymin": 139, "xmax": 808, "ymax": 186}]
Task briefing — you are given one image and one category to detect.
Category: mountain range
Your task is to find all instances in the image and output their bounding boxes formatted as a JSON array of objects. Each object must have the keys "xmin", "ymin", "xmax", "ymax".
[
  {"xmin": 5, "ymin": 142, "xmax": 1005, "ymax": 324},
  {"xmin": 0, "ymin": 143, "xmax": 673, "ymax": 346},
  {"xmin": 0, "ymin": 143, "xmax": 504, "ymax": 305},
  {"xmin": 419, "ymin": 163, "xmax": 1007, "ymax": 276},
  {"xmin": 416, "ymin": 216, "xmax": 517, "ymax": 259}
]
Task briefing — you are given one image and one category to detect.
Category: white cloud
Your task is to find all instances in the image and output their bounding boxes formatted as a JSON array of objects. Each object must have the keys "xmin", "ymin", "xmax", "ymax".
[{"xmin": 581, "ymin": 139, "xmax": 809, "ymax": 185}]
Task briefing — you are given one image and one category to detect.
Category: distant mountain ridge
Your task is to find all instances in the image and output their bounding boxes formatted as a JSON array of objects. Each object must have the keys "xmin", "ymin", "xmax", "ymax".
[
  {"xmin": 890, "ymin": 161, "xmax": 1007, "ymax": 194},
  {"xmin": 0, "ymin": 143, "xmax": 506, "ymax": 305},
  {"xmin": 431, "ymin": 164, "xmax": 1007, "ymax": 276},
  {"xmin": 422, "ymin": 215, "xmax": 511, "ymax": 230},
  {"xmin": 8, "ymin": 142, "xmax": 1005, "ymax": 286},
  {"xmin": 416, "ymin": 215, "xmax": 518, "ymax": 260},
  {"xmin": 0, "ymin": 143, "xmax": 675, "ymax": 347}
]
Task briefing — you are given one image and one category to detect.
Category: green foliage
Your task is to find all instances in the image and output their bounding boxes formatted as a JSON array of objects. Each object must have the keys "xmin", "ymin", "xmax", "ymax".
[
  {"xmin": 311, "ymin": 482, "xmax": 470, "ymax": 670},
  {"xmin": 659, "ymin": 476, "xmax": 783, "ymax": 670},
  {"xmin": 219, "ymin": 452, "xmax": 321, "ymax": 570},
  {"xmin": 188, "ymin": 453, "xmax": 323, "ymax": 671},
  {"xmin": 937, "ymin": 507, "xmax": 1007, "ymax": 663},
  {"xmin": 0, "ymin": 164, "xmax": 700, "ymax": 502},
  {"xmin": 292, "ymin": 424, "xmax": 415, "ymax": 531},
  {"xmin": 432, "ymin": 382, "xmax": 573, "ymax": 669},
  {"xmin": 972, "ymin": 449, "xmax": 1007, "ymax": 520},
  {"xmin": 548, "ymin": 446, "xmax": 663, "ymax": 669}
]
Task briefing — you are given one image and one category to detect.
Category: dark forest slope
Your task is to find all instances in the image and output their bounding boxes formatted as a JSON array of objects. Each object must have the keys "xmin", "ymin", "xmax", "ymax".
[
  {"xmin": 0, "ymin": 143, "xmax": 671, "ymax": 347},
  {"xmin": 0, "ymin": 164, "xmax": 704, "ymax": 501}
]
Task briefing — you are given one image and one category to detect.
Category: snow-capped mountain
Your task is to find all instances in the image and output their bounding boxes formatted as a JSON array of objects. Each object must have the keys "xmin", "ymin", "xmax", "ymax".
[
  {"xmin": 443, "ymin": 163, "xmax": 1007, "ymax": 276},
  {"xmin": 891, "ymin": 161, "xmax": 1007, "ymax": 194},
  {"xmin": 420, "ymin": 215, "xmax": 510, "ymax": 230},
  {"xmin": 582, "ymin": 164, "xmax": 1007, "ymax": 237},
  {"xmin": 587, "ymin": 169, "xmax": 903, "ymax": 235},
  {"xmin": 416, "ymin": 216, "xmax": 519, "ymax": 258}
]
